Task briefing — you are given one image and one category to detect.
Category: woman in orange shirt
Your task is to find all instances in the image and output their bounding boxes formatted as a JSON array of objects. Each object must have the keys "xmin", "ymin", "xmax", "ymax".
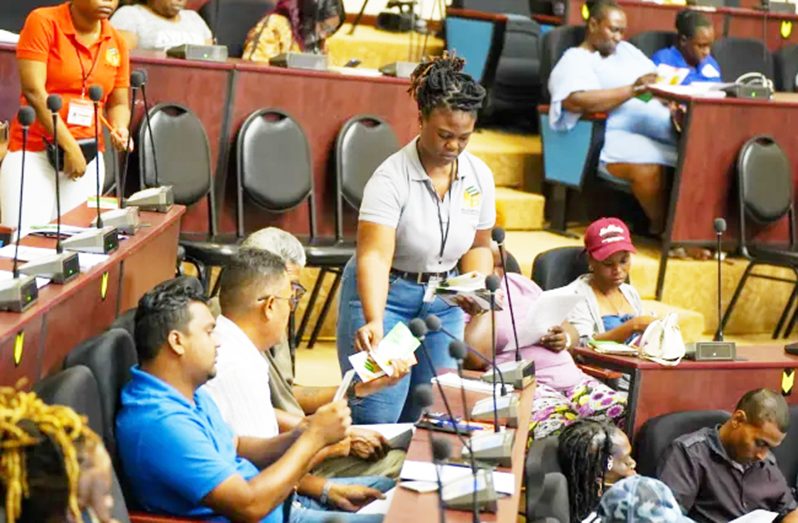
[{"xmin": 0, "ymin": 0, "xmax": 131, "ymax": 236}]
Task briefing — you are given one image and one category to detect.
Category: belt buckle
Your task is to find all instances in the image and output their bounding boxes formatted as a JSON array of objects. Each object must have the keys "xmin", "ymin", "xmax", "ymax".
[{"xmin": 416, "ymin": 272, "xmax": 425, "ymax": 284}]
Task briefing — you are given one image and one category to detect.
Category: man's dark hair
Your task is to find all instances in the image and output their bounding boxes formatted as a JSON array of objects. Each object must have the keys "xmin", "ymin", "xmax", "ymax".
[
  {"xmin": 134, "ymin": 276, "xmax": 208, "ymax": 362},
  {"xmin": 736, "ymin": 388, "xmax": 790, "ymax": 433},
  {"xmin": 408, "ymin": 54, "xmax": 486, "ymax": 117},
  {"xmin": 558, "ymin": 419, "xmax": 617, "ymax": 523},
  {"xmin": 218, "ymin": 248, "xmax": 287, "ymax": 316},
  {"xmin": 587, "ymin": 0, "xmax": 621, "ymax": 22},
  {"xmin": 675, "ymin": 9, "xmax": 712, "ymax": 39}
]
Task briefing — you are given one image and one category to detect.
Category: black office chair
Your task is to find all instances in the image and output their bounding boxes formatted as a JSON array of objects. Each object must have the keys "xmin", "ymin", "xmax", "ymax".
[
  {"xmin": 531, "ymin": 246, "xmax": 587, "ymax": 290},
  {"xmin": 772, "ymin": 405, "xmax": 798, "ymax": 487},
  {"xmin": 629, "ymin": 31, "xmax": 677, "ymax": 58},
  {"xmin": 33, "ymin": 366, "xmax": 132, "ymax": 523},
  {"xmin": 525, "ymin": 436, "xmax": 570, "ymax": 523},
  {"xmin": 102, "ymin": 125, "xmax": 119, "ymax": 196},
  {"xmin": 718, "ymin": 136, "xmax": 798, "ymax": 339},
  {"xmin": 775, "ymin": 44, "xmax": 798, "ymax": 92},
  {"xmin": 292, "ymin": 115, "xmax": 399, "ymax": 348},
  {"xmin": 199, "ymin": 0, "xmax": 275, "ymax": 58},
  {"xmin": 0, "ymin": 0, "xmax": 62, "ymax": 32},
  {"xmin": 633, "ymin": 409, "xmax": 731, "ymax": 477},
  {"xmin": 712, "ymin": 37, "xmax": 775, "ymax": 83},
  {"xmin": 539, "ymin": 25, "xmax": 585, "ymax": 103},
  {"xmin": 138, "ymin": 103, "xmax": 234, "ymax": 291}
]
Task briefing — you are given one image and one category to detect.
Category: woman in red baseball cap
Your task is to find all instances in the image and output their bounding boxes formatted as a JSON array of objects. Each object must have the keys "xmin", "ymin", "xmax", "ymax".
[{"xmin": 564, "ymin": 217, "xmax": 656, "ymax": 344}]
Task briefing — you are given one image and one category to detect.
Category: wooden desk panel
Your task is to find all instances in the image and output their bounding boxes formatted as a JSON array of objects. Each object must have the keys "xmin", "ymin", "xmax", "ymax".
[
  {"xmin": 0, "ymin": 319, "xmax": 43, "ymax": 389},
  {"xmin": 0, "ymin": 45, "xmax": 19, "ymax": 122},
  {"xmin": 385, "ymin": 375, "xmax": 535, "ymax": 523},
  {"xmin": 574, "ymin": 345, "xmax": 798, "ymax": 436}
]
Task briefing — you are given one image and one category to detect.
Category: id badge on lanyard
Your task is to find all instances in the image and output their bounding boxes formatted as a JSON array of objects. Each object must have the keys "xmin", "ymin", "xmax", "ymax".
[
  {"xmin": 67, "ymin": 99, "xmax": 94, "ymax": 127},
  {"xmin": 423, "ymin": 275, "xmax": 443, "ymax": 303}
]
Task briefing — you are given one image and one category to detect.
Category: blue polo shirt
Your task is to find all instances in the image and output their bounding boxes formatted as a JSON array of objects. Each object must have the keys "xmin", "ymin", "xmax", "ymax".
[
  {"xmin": 116, "ymin": 366, "xmax": 283, "ymax": 523},
  {"xmin": 651, "ymin": 46, "xmax": 722, "ymax": 84}
]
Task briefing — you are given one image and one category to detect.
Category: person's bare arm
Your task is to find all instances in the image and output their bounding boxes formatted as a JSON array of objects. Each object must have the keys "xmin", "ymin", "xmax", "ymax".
[
  {"xmin": 562, "ymin": 72, "xmax": 657, "ymax": 114},
  {"xmin": 463, "ymin": 311, "xmax": 491, "ymax": 371},
  {"xmin": 117, "ymin": 30, "xmax": 138, "ymax": 50},
  {"xmin": 106, "ymin": 87, "xmax": 132, "ymax": 151},
  {"xmin": 459, "ymin": 229, "xmax": 493, "ymax": 275},
  {"xmin": 782, "ymin": 509, "xmax": 798, "ymax": 523},
  {"xmin": 592, "ymin": 316, "xmax": 655, "ymax": 343},
  {"xmin": 236, "ymin": 429, "xmax": 304, "ymax": 469},
  {"xmin": 354, "ymin": 222, "xmax": 396, "ymax": 351}
]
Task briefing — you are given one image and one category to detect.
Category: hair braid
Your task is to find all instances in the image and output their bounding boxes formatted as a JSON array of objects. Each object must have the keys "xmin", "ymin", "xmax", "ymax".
[
  {"xmin": 408, "ymin": 52, "xmax": 486, "ymax": 116},
  {"xmin": 0, "ymin": 387, "xmax": 100, "ymax": 523}
]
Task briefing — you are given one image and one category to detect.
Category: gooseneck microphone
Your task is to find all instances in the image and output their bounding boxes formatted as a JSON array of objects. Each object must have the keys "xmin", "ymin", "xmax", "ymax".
[
  {"xmin": 431, "ymin": 436, "xmax": 451, "ymax": 523},
  {"xmin": 714, "ymin": 217, "xmax": 726, "ymax": 342},
  {"xmin": 485, "ymin": 274, "xmax": 501, "ymax": 433},
  {"xmin": 13, "ymin": 107, "xmax": 35, "ymax": 276},
  {"xmin": 491, "ymin": 227, "xmax": 521, "ymax": 361},
  {"xmin": 120, "ymin": 70, "xmax": 145, "ymax": 203},
  {"xmin": 88, "ymin": 85, "xmax": 104, "ymax": 228},
  {"xmin": 47, "ymin": 95, "xmax": 64, "ymax": 253},
  {"xmin": 139, "ymin": 70, "xmax": 160, "ymax": 187}
]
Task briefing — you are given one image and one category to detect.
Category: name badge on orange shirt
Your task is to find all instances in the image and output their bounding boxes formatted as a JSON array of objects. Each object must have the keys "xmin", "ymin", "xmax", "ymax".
[{"xmin": 67, "ymin": 99, "xmax": 94, "ymax": 127}]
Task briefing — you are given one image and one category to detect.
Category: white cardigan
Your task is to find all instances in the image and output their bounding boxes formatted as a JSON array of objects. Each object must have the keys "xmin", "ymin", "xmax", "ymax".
[{"xmin": 562, "ymin": 274, "xmax": 644, "ymax": 341}]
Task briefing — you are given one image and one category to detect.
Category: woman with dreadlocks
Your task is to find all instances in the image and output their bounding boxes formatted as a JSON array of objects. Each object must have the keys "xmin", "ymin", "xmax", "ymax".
[
  {"xmin": 557, "ymin": 419, "xmax": 637, "ymax": 523},
  {"xmin": 336, "ymin": 54, "xmax": 495, "ymax": 424},
  {"xmin": 0, "ymin": 387, "xmax": 118, "ymax": 523}
]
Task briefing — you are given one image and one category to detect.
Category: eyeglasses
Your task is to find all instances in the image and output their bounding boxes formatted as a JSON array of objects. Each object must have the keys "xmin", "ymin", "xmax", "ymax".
[{"xmin": 258, "ymin": 281, "xmax": 307, "ymax": 311}]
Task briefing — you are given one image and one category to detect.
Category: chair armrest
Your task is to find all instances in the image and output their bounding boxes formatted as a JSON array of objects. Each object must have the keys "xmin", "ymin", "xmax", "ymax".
[
  {"xmin": 532, "ymin": 14, "xmax": 563, "ymax": 25},
  {"xmin": 130, "ymin": 512, "xmax": 203, "ymax": 523},
  {"xmin": 578, "ymin": 363, "xmax": 622, "ymax": 381},
  {"xmin": 446, "ymin": 7, "xmax": 508, "ymax": 22}
]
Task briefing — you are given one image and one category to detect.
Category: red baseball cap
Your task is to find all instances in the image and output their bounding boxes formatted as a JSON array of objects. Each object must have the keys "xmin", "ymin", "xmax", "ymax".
[{"xmin": 584, "ymin": 218, "xmax": 636, "ymax": 261}]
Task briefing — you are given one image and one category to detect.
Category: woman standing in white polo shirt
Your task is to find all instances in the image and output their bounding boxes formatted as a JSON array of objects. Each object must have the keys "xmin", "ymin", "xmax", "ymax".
[{"xmin": 336, "ymin": 55, "xmax": 496, "ymax": 424}]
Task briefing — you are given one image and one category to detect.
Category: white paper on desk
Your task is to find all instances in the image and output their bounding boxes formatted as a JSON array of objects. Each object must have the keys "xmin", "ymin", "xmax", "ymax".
[
  {"xmin": 399, "ymin": 461, "xmax": 515, "ymax": 495},
  {"xmin": 730, "ymin": 510, "xmax": 778, "ymax": 523},
  {"xmin": 356, "ymin": 487, "xmax": 396, "ymax": 515},
  {"xmin": 0, "ymin": 30, "xmax": 20, "ymax": 44},
  {"xmin": 511, "ymin": 291, "xmax": 583, "ymax": 350},
  {"xmin": 0, "ymin": 270, "xmax": 49, "ymax": 289},
  {"xmin": 0, "ymin": 245, "xmax": 109, "ymax": 271},
  {"xmin": 354, "ymin": 423, "xmax": 415, "ymax": 450},
  {"xmin": 432, "ymin": 372, "xmax": 512, "ymax": 395},
  {"xmin": 653, "ymin": 83, "xmax": 729, "ymax": 99}
]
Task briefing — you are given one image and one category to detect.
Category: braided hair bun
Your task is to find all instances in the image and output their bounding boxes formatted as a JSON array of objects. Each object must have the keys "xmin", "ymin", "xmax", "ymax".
[{"xmin": 408, "ymin": 53, "xmax": 486, "ymax": 116}]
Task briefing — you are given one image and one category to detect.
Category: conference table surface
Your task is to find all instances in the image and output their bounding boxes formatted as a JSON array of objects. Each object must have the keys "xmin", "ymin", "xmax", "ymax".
[
  {"xmin": 573, "ymin": 344, "xmax": 798, "ymax": 436},
  {"xmin": 0, "ymin": 204, "xmax": 184, "ymax": 386},
  {"xmin": 384, "ymin": 373, "xmax": 535, "ymax": 523}
]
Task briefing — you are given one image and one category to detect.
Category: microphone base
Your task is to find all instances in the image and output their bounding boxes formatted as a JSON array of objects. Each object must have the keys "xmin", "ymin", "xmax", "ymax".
[
  {"xmin": 684, "ymin": 341, "xmax": 736, "ymax": 361},
  {"xmin": 62, "ymin": 226, "xmax": 119, "ymax": 254},
  {"xmin": 92, "ymin": 207, "xmax": 140, "ymax": 235},
  {"xmin": 20, "ymin": 252, "xmax": 80, "ymax": 284},
  {"xmin": 442, "ymin": 467, "xmax": 498, "ymax": 513},
  {"xmin": 462, "ymin": 430, "xmax": 515, "ymax": 467},
  {"xmin": 125, "ymin": 186, "xmax": 174, "ymax": 213},
  {"xmin": 471, "ymin": 394, "xmax": 520, "ymax": 428},
  {"xmin": 481, "ymin": 359, "xmax": 535, "ymax": 390},
  {"xmin": 0, "ymin": 275, "xmax": 38, "ymax": 312}
]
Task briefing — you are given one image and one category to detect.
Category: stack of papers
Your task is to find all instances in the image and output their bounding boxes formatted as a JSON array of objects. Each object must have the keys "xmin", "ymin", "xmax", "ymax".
[
  {"xmin": 348, "ymin": 322, "xmax": 420, "ymax": 382},
  {"xmin": 432, "ymin": 372, "xmax": 514, "ymax": 394},
  {"xmin": 435, "ymin": 271, "xmax": 501, "ymax": 312},
  {"xmin": 0, "ymin": 245, "xmax": 109, "ymax": 272},
  {"xmin": 588, "ymin": 340, "xmax": 639, "ymax": 355},
  {"xmin": 399, "ymin": 460, "xmax": 515, "ymax": 495},
  {"xmin": 656, "ymin": 64, "xmax": 690, "ymax": 86}
]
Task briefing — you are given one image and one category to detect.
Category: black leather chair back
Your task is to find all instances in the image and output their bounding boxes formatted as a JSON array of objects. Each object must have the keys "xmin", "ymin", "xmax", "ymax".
[
  {"xmin": 540, "ymin": 25, "xmax": 585, "ymax": 101},
  {"xmin": 0, "ymin": 0, "xmax": 62, "ymax": 32},
  {"xmin": 633, "ymin": 409, "xmax": 730, "ymax": 477},
  {"xmin": 335, "ymin": 115, "xmax": 399, "ymax": 240},
  {"xmin": 236, "ymin": 109, "xmax": 313, "ymax": 236},
  {"xmin": 111, "ymin": 308, "xmax": 137, "ymax": 338},
  {"xmin": 488, "ymin": 16, "xmax": 543, "ymax": 116},
  {"xmin": 531, "ymin": 246, "xmax": 588, "ymax": 290},
  {"xmin": 775, "ymin": 44, "xmax": 798, "ymax": 92},
  {"xmin": 33, "ymin": 366, "xmax": 131, "ymax": 523},
  {"xmin": 737, "ymin": 136, "xmax": 793, "ymax": 226},
  {"xmin": 63, "ymin": 329, "xmax": 138, "ymax": 467},
  {"xmin": 102, "ymin": 125, "xmax": 118, "ymax": 195},
  {"xmin": 629, "ymin": 31, "xmax": 677, "ymax": 58},
  {"xmin": 712, "ymin": 37, "xmax": 774, "ymax": 82},
  {"xmin": 199, "ymin": 0, "xmax": 275, "ymax": 58},
  {"xmin": 138, "ymin": 103, "xmax": 214, "ymax": 210},
  {"xmin": 452, "ymin": 0, "xmax": 531, "ymax": 15},
  {"xmin": 526, "ymin": 436, "xmax": 569, "ymax": 522},
  {"xmin": 772, "ymin": 405, "xmax": 798, "ymax": 485}
]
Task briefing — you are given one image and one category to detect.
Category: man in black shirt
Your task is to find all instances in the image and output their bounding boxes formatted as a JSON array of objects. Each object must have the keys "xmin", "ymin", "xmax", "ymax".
[{"xmin": 659, "ymin": 389, "xmax": 798, "ymax": 523}]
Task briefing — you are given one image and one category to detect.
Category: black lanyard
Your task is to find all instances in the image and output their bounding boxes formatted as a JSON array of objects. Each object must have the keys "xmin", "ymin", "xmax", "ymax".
[
  {"xmin": 429, "ymin": 162, "xmax": 456, "ymax": 260},
  {"xmin": 73, "ymin": 38, "xmax": 104, "ymax": 99}
]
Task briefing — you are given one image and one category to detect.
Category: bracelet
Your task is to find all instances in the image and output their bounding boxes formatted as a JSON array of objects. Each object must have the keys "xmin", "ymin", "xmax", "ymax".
[{"xmin": 319, "ymin": 481, "xmax": 332, "ymax": 506}]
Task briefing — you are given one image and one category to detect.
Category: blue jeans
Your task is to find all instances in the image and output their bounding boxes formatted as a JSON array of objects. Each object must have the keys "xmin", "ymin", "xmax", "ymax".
[
  {"xmin": 290, "ymin": 476, "xmax": 395, "ymax": 523},
  {"xmin": 336, "ymin": 257, "xmax": 464, "ymax": 424}
]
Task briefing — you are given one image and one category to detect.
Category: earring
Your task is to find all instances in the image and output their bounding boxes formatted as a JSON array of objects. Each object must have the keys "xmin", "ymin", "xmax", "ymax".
[{"xmin": 607, "ymin": 456, "xmax": 614, "ymax": 471}]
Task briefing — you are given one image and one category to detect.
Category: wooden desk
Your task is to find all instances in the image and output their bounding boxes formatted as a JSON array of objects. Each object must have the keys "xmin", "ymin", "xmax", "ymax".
[
  {"xmin": 0, "ymin": 205, "xmax": 184, "ymax": 387},
  {"xmin": 384, "ymin": 375, "xmax": 535, "ymax": 523},
  {"xmin": 573, "ymin": 345, "xmax": 798, "ymax": 437},
  {"xmin": 562, "ymin": 0, "xmax": 798, "ymax": 52}
]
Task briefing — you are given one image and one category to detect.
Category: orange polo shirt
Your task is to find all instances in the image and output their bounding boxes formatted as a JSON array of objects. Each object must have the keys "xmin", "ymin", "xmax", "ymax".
[{"xmin": 9, "ymin": 2, "xmax": 130, "ymax": 153}]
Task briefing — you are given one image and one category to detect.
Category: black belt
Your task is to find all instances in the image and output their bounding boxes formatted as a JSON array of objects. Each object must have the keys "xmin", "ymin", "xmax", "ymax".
[{"xmin": 390, "ymin": 268, "xmax": 454, "ymax": 284}]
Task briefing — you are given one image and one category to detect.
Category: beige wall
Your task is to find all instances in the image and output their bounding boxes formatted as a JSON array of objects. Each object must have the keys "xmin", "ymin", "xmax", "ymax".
[{"xmin": 342, "ymin": 0, "xmax": 450, "ymax": 20}]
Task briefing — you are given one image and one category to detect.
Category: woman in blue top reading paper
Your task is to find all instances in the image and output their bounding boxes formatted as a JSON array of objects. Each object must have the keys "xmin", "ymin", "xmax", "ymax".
[
  {"xmin": 652, "ymin": 10, "xmax": 722, "ymax": 84},
  {"xmin": 548, "ymin": 0, "xmax": 676, "ymax": 237}
]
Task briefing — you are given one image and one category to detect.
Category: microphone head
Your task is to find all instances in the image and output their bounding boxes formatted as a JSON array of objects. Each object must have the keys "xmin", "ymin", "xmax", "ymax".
[
  {"xmin": 17, "ymin": 106, "xmax": 35, "ymax": 127},
  {"xmin": 408, "ymin": 318, "xmax": 428, "ymax": 339},
  {"xmin": 485, "ymin": 274, "xmax": 501, "ymax": 292},
  {"xmin": 714, "ymin": 217, "xmax": 727, "ymax": 234},
  {"xmin": 414, "ymin": 384, "xmax": 434, "ymax": 409},
  {"xmin": 448, "ymin": 340, "xmax": 467, "ymax": 361},
  {"xmin": 88, "ymin": 85, "xmax": 103, "ymax": 102},
  {"xmin": 46, "ymin": 94, "xmax": 63, "ymax": 112},
  {"xmin": 431, "ymin": 436, "xmax": 452, "ymax": 462},
  {"xmin": 491, "ymin": 227, "xmax": 506, "ymax": 244},
  {"xmin": 130, "ymin": 70, "xmax": 146, "ymax": 88},
  {"xmin": 424, "ymin": 314, "xmax": 442, "ymax": 333}
]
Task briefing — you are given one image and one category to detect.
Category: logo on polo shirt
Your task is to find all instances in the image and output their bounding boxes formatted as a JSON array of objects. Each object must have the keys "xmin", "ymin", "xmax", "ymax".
[
  {"xmin": 105, "ymin": 47, "xmax": 121, "ymax": 67},
  {"xmin": 463, "ymin": 185, "xmax": 481, "ymax": 210}
]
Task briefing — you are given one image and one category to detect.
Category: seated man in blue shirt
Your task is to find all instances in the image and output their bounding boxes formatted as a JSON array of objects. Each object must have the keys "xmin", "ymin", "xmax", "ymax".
[
  {"xmin": 652, "ymin": 10, "xmax": 722, "ymax": 84},
  {"xmin": 116, "ymin": 276, "xmax": 355, "ymax": 522}
]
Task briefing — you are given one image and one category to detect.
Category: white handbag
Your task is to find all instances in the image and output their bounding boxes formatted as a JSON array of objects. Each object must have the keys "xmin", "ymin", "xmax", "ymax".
[{"xmin": 636, "ymin": 313, "xmax": 685, "ymax": 366}]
